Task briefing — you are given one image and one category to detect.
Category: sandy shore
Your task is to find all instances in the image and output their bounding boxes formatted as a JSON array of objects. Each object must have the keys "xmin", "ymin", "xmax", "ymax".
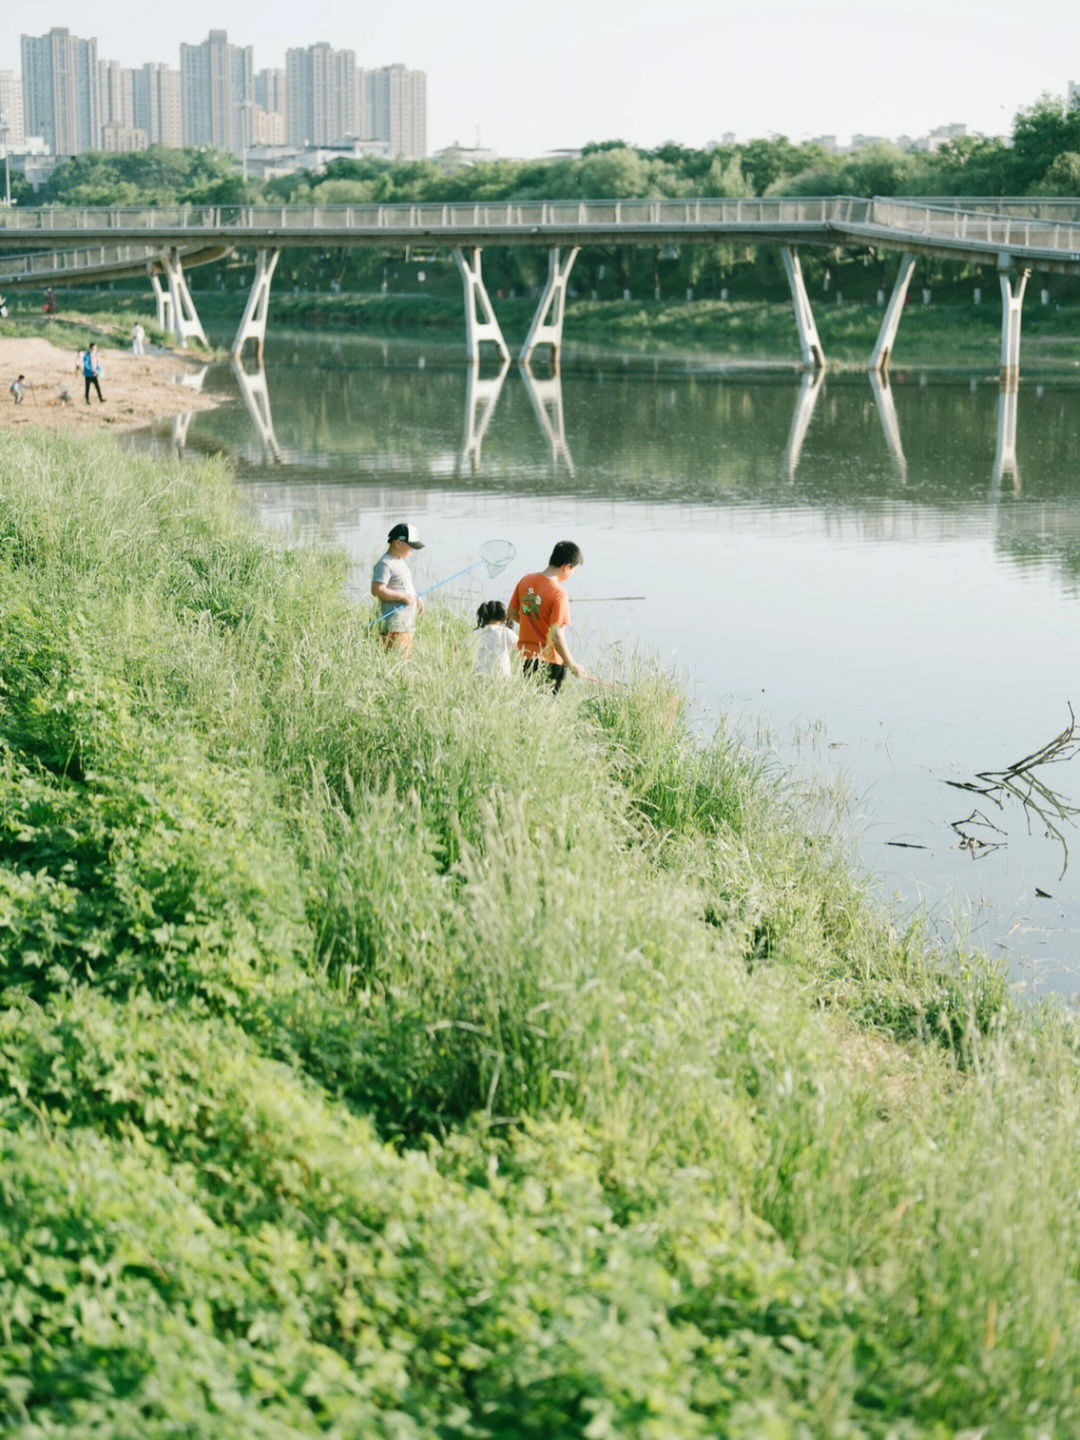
[{"xmin": 0, "ymin": 335, "xmax": 226, "ymax": 436}]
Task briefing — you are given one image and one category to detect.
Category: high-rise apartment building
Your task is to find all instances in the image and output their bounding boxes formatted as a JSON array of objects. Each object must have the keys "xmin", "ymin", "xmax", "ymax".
[
  {"xmin": 255, "ymin": 68, "xmax": 286, "ymax": 121},
  {"xmin": 133, "ymin": 64, "xmax": 182, "ymax": 149},
  {"xmin": 21, "ymin": 27, "xmax": 100, "ymax": 156},
  {"xmin": 355, "ymin": 69, "xmax": 371, "ymax": 140},
  {"xmin": 0, "ymin": 71, "xmax": 26, "ymax": 148},
  {"xmin": 180, "ymin": 29, "xmax": 253, "ymax": 154},
  {"xmin": 16, "ymin": 31, "xmax": 427, "ymax": 162},
  {"xmin": 101, "ymin": 122, "xmax": 148, "ymax": 153},
  {"xmin": 369, "ymin": 64, "xmax": 426, "ymax": 159},
  {"xmin": 286, "ymin": 43, "xmax": 358, "ymax": 146},
  {"xmin": 99, "ymin": 60, "xmax": 135, "ymax": 133}
]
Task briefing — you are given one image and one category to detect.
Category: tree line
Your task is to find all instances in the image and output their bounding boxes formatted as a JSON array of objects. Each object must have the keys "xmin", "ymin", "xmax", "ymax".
[{"xmin": 13, "ymin": 91, "xmax": 1080, "ymax": 305}]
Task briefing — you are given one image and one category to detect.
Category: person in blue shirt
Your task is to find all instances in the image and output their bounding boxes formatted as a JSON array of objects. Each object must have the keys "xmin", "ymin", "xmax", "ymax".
[{"xmin": 80, "ymin": 342, "xmax": 104, "ymax": 404}]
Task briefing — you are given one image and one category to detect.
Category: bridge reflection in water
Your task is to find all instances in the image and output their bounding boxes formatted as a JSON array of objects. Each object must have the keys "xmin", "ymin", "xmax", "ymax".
[{"xmin": 154, "ymin": 357, "xmax": 1024, "ymax": 496}]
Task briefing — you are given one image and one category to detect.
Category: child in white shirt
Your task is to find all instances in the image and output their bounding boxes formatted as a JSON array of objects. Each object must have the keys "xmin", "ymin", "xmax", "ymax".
[{"xmin": 473, "ymin": 600, "xmax": 517, "ymax": 678}]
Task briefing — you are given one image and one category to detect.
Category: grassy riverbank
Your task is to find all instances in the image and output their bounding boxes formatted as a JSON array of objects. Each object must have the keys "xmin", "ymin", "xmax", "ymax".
[{"xmin": 2, "ymin": 431, "xmax": 1080, "ymax": 1436}]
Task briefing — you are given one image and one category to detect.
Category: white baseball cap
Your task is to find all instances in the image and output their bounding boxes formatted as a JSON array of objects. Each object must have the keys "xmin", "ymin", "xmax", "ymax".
[{"xmin": 388, "ymin": 522, "xmax": 424, "ymax": 549}]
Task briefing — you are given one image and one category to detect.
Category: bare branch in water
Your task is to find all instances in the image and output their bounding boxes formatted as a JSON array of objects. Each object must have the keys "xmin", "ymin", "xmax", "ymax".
[
  {"xmin": 946, "ymin": 705, "xmax": 1079, "ymax": 878},
  {"xmin": 951, "ymin": 808, "xmax": 1007, "ymax": 859}
]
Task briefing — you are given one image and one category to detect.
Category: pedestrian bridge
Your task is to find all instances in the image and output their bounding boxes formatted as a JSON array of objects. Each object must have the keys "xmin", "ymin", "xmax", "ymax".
[{"xmin": 3, "ymin": 195, "xmax": 1080, "ymax": 378}]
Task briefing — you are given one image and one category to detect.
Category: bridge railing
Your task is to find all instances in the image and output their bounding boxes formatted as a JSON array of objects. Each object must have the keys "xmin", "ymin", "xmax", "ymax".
[
  {"xmin": 898, "ymin": 196, "xmax": 1080, "ymax": 223},
  {"xmin": 867, "ymin": 198, "xmax": 1080, "ymax": 254},
  {"xmin": 0, "ymin": 242, "xmax": 163, "ymax": 280},
  {"xmin": 0, "ymin": 196, "xmax": 867, "ymax": 237}
]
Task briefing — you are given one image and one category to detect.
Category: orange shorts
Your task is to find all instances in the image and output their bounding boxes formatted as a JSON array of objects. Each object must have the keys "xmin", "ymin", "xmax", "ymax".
[{"xmin": 382, "ymin": 630, "xmax": 413, "ymax": 657}]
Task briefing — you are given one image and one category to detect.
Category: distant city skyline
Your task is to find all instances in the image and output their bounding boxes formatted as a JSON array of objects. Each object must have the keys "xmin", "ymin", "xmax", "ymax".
[{"xmin": 1, "ymin": 0, "xmax": 1078, "ymax": 158}]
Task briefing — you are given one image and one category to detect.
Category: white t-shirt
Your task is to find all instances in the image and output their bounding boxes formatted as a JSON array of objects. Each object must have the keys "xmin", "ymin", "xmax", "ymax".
[
  {"xmin": 473, "ymin": 624, "xmax": 517, "ymax": 678},
  {"xmin": 372, "ymin": 551, "xmax": 417, "ymax": 633}
]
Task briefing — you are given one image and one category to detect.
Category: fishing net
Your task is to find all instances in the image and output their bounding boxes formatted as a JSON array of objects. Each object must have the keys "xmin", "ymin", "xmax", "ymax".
[{"xmin": 479, "ymin": 539, "xmax": 516, "ymax": 578}]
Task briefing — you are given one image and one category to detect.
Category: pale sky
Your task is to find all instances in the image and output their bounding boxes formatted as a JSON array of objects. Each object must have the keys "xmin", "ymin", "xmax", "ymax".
[{"xmin": 3, "ymin": 0, "xmax": 1077, "ymax": 157}]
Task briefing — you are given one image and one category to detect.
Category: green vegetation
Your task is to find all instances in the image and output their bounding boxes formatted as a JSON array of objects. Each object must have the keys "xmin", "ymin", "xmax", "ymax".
[
  {"xmin": 12, "ymin": 90, "xmax": 1080, "ymax": 331},
  {"xmin": 7, "ymin": 284, "xmax": 1080, "ymax": 372},
  {"xmin": 0, "ymin": 302, "xmax": 174, "ymax": 355},
  {"xmin": 2, "ymin": 430, "xmax": 1080, "ymax": 1435}
]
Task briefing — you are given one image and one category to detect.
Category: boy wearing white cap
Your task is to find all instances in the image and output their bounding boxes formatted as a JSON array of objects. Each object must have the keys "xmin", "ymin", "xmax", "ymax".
[{"xmin": 371, "ymin": 522, "xmax": 426, "ymax": 655}]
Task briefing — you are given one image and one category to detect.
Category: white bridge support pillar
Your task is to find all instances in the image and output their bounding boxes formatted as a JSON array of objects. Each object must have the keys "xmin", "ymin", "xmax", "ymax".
[
  {"xmin": 781, "ymin": 246, "xmax": 825, "ymax": 370},
  {"xmin": 784, "ymin": 369, "xmax": 824, "ymax": 480},
  {"xmin": 999, "ymin": 263, "xmax": 1030, "ymax": 385},
  {"xmin": 231, "ymin": 356, "xmax": 282, "ymax": 464},
  {"xmin": 150, "ymin": 273, "xmax": 170, "ymax": 332},
  {"xmin": 520, "ymin": 360, "xmax": 576, "ymax": 475},
  {"xmin": 453, "ymin": 247, "xmax": 511, "ymax": 367},
  {"xmin": 460, "ymin": 356, "xmax": 510, "ymax": 474},
  {"xmin": 870, "ymin": 252, "xmax": 917, "ymax": 374},
  {"xmin": 868, "ymin": 370, "xmax": 908, "ymax": 483},
  {"xmin": 158, "ymin": 248, "xmax": 208, "ymax": 348},
  {"xmin": 993, "ymin": 384, "xmax": 1020, "ymax": 491},
  {"xmin": 231, "ymin": 247, "xmax": 280, "ymax": 360},
  {"xmin": 520, "ymin": 246, "xmax": 579, "ymax": 366}
]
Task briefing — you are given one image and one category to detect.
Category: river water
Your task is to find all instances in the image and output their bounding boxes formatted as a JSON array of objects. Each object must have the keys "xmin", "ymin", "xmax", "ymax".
[{"xmin": 134, "ymin": 332, "xmax": 1080, "ymax": 999}]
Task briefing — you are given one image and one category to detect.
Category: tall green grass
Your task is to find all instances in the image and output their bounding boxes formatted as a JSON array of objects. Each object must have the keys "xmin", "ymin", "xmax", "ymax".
[{"xmin": 1, "ymin": 427, "xmax": 1079, "ymax": 1437}]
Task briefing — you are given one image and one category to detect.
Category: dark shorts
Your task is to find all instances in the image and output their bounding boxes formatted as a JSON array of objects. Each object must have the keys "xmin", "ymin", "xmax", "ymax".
[{"xmin": 522, "ymin": 656, "xmax": 566, "ymax": 693}]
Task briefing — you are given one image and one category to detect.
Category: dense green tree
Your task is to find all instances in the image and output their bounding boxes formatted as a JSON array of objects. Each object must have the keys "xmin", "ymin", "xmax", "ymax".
[
  {"xmin": 18, "ymin": 94, "xmax": 1080, "ymax": 307},
  {"xmin": 35, "ymin": 146, "xmax": 251, "ymax": 207},
  {"xmin": 1037, "ymin": 150, "xmax": 1080, "ymax": 194},
  {"xmin": 740, "ymin": 135, "xmax": 807, "ymax": 194},
  {"xmin": 1009, "ymin": 94, "xmax": 1080, "ymax": 191},
  {"xmin": 919, "ymin": 135, "xmax": 1011, "ymax": 196}
]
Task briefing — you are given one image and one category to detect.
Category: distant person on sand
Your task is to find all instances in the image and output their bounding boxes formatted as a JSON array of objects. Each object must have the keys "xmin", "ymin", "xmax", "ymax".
[
  {"xmin": 371, "ymin": 522, "xmax": 425, "ymax": 656},
  {"xmin": 132, "ymin": 322, "xmax": 146, "ymax": 356},
  {"xmin": 507, "ymin": 540, "xmax": 590, "ymax": 693},
  {"xmin": 79, "ymin": 343, "xmax": 104, "ymax": 405},
  {"xmin": 473, "ymin": 600, "xmax": 517, "ymax": 679},
  {"xmin": 9, "ymin": 374, "xmax": 26, "ymax": 405}
]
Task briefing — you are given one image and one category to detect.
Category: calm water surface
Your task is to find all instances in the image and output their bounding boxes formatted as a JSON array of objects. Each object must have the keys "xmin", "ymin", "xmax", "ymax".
[{"xmin": 135, "ymin": 334, "xmax": 1080, "ymax": 998}]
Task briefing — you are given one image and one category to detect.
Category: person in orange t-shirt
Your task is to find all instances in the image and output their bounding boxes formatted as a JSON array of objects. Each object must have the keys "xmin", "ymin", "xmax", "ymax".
[{"xmin": 507, "ymin": 540, "xmax": 590, "ymax": 693}]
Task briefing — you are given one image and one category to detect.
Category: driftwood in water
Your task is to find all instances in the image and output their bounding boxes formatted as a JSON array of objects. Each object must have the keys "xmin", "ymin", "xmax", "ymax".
[{"xmin": 946, "ymin": 704, "xmax": 1079, "ymax": 876}]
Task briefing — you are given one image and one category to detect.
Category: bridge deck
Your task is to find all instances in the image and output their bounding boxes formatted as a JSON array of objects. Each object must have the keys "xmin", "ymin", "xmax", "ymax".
[{"xmin": 4, "ymin": 197, "xmax": 1080, "ymax": 284}]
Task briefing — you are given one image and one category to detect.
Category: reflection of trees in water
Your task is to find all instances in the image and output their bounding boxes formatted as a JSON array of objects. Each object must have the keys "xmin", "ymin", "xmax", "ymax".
[
  {"xmin": 182, "ymin": 343, "xmax": 1080, "ymax": 576},
  {"xmin": 994, "ymin": 522, "xmax": 1080, "ymax": 592}
]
